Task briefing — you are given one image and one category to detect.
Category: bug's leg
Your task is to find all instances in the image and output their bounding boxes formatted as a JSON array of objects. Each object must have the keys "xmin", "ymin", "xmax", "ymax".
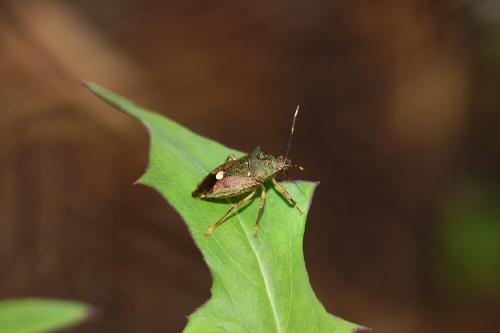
[
  {"xmin": 203, "ymin": 190, "xmax": 257, "ymax": 236},
  {"xmin": 272, "ymin": 178, "xmax": 303, "ymax": 214},
  {"xmin": 253, "ymin": 184, "xmax": 266, "ymax": 238},
  {"xmin": 225, "ymin": 154, "xmax": 237, "ymax": 162}
]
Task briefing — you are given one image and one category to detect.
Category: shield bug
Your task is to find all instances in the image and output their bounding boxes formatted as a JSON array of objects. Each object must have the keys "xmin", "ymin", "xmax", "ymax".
[{"xmin": 192, "ymin": 106, "xmax": 304, "ymax": 237}]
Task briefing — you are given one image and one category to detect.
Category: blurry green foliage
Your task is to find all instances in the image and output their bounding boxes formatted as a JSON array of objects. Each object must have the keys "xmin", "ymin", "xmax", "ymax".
[
  {"xmin": 0, "ymin": 298, "xmax": 89, "ymax": 333},
  {"xmin": 439, "ymin": 180, "xmax": 500, "ymax": 298}
]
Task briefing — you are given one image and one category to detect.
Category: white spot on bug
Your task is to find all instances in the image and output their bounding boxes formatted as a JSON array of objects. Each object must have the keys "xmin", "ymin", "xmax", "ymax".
[
  {"xmin": 216, "ymin": 171, "xmax": 224, "ymax": 180},
  {"xmin": 247, "ymin": 171, "xmax": 251, "ymax": 176}
]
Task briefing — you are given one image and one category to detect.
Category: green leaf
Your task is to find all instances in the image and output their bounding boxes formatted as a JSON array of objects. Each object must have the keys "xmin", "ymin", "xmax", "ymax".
[
  {"xmin": 0, "ymin": 298, "xmax": 89, "ymax": 333},
  {"xmin": 84, "ymin": 82, "xmax": 365, "ymax": 333}
]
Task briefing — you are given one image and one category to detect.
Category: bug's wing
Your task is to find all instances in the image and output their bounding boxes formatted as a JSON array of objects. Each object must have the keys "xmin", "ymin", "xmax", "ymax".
[
  {"xmin": 192, "ymin": 157, "xmax": 250, "ymax": 198},
  {"xmin": 192, "ymin": 159, "xmax": 239, "ymax": 198},
  {"xmin": 194, "ymin": 175, "xmax": 259, "ymax": 199},
  {"xmin": 209, "ymin": 176, "xmax": 259, "ymax": 197}
]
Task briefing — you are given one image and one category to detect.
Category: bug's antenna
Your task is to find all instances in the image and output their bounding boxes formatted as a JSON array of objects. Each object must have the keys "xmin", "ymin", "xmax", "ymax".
[{"xmin": 284, "ymin": 105, "xmax": 299, "ymax": 161}]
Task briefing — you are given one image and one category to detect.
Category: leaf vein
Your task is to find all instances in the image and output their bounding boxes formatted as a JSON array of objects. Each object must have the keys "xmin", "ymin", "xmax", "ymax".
[{"xmin": 234, "ymin": 213, "xmax": 283, "ymax": 333}]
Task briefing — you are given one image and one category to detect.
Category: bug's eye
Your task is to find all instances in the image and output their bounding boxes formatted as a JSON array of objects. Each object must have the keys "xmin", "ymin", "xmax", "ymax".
[{"xmin": 258, "ymin": 152, "xmax": 266, "ymax": 159}]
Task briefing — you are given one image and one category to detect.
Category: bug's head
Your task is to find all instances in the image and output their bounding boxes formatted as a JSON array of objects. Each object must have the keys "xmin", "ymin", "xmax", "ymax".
[
  {"xmin": 273, "ymin": 155, "xmax": 292, "ymax": 172},
  {"xmin": 276, "ymin": 155, "xmax": 304, "ymax": 173}
]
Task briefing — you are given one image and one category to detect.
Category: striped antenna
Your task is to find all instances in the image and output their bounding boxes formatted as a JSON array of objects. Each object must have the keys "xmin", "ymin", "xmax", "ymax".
[{"xmin": 284, "ymin": 105, "xmax": 300, "ymax": 161}]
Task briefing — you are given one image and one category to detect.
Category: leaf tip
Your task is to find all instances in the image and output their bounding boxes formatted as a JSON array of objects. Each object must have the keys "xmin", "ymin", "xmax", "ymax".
[
  {"xmin": 134, "ymin": 172, "xmax": 150, "ymax": 186},
  {"xmin": 80, "ymin": 79, "xmax": 95, "ymax": 90},
  {"xmin": 353, "ymin": 325, "xmax": 373, "ymax": 333},
  {"xmin": 81, "ymin": 80, "xmax": 104, "ymax": 98}
]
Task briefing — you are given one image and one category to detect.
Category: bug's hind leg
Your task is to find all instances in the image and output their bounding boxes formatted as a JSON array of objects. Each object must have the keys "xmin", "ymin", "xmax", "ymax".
[
  {"xmin": 203, "ymin": 190, "xmax": 256, "ymax": 236},
  {"xmin": 253, "ymin": 184, "xmax": 266, "ymax": 238},
  {"xmin": 272, "ymin": 178, "xmax": 303, "ymax": 214}
]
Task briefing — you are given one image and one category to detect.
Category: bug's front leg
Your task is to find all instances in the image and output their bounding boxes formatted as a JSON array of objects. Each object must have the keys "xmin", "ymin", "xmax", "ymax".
[
  {"xmin": 203, "ymin": 190, "xmax": 257, "ymax": 236},
  {"xmin": 272, "ymin": 178, "xmax": 303, "ymax": 214},
  {"xmin": 253, "ymin": 184, "xmax": 266, "ymax": 238}
]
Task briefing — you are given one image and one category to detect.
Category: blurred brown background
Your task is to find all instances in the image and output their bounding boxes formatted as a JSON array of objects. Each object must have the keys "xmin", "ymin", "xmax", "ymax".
[{"xmin": 1, "ymin": 0, "xmax": 500, "ymax": 332}]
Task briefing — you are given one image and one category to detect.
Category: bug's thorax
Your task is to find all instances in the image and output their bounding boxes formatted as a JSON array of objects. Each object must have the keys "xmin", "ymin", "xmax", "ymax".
[{"xmin": 247, "ymin": 146, "xmax": 291, "ymax": 181}]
